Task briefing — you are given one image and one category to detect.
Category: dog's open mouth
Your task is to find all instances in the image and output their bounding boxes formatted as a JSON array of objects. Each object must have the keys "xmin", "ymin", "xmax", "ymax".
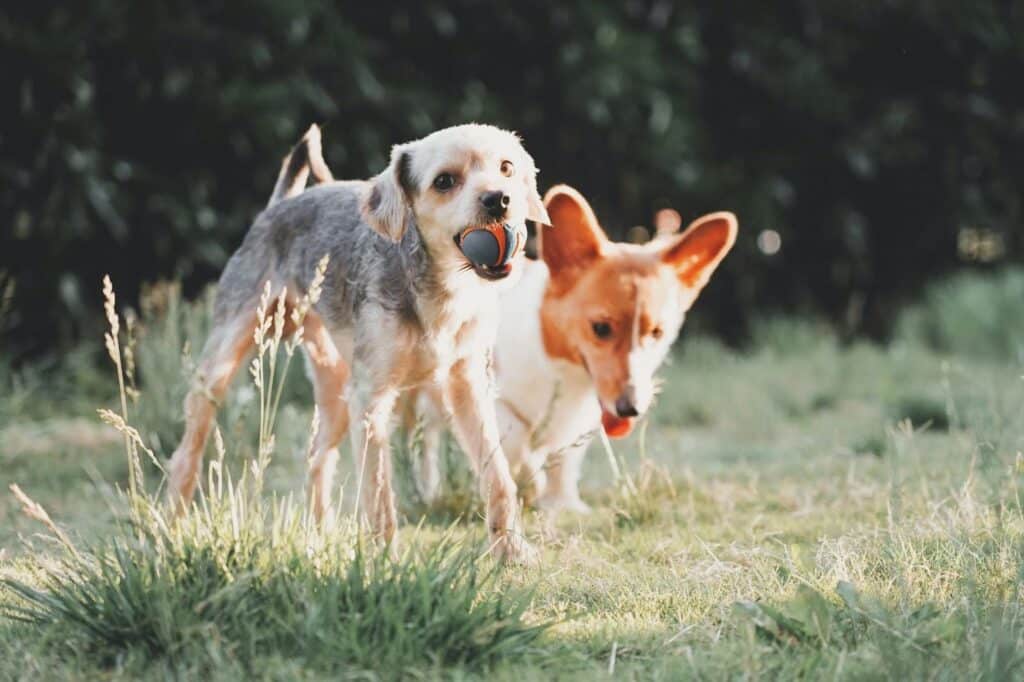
[
  {"xmin": 581, "ymin": 356, "xmax": 638, "ymax": 439},
  {"xmin": 600, "ymin": 409, "xmax": 636, "ymax": 438}
]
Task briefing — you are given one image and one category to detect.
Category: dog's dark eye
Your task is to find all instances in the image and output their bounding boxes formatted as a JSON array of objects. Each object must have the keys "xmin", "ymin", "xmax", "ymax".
[
  {"xmin": 591, "ymin": 321, "xmax": 613, "ymax": 339},
  {"xmin": 500, "ymin": 160, "xmax": 515, "ymax": 177},
  {"xmin": 433, "ymin": 173, "xmax": 457, "ymax": 191},
  {"xmin": 651, "ymin": 326, "xmax": 663, "ymax": 340}
]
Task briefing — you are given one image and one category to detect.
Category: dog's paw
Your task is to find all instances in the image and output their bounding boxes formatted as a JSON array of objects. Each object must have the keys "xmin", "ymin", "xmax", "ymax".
[{"xmin": 490, "ymin": 531, "xmax": 539, "ymax": 567}]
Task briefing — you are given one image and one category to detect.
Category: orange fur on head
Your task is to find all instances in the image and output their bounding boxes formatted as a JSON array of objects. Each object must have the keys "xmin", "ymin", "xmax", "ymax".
[{"xmin": 538, "ymin": 185, "xmax": 737, "ymax": 437}]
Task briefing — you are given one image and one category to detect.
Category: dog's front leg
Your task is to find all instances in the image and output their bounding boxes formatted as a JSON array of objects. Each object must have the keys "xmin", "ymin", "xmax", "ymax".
[{"xmin": 445, "ymin": 356, "xmax": 538, "ymax": 565}]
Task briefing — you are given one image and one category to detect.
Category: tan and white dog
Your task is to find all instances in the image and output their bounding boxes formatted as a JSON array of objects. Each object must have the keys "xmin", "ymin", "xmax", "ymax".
[
  {"xmin": 413, "ymin": 185, "xmax": 737, "ymax": 512},
  {"xmin": 167, "ymin": 124, "xmax": 549, "ymax": 563}
]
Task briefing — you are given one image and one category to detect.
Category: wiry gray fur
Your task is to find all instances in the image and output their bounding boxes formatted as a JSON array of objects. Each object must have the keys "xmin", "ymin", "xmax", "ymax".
[{"xmin": 214, "ymin": 181, "xmax": 438, "ymax": 333}]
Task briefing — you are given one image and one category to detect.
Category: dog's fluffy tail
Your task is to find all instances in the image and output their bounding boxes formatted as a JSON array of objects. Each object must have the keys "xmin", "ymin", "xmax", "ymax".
[{"xmin": 268, "ymin": 124, "xmax": 335, "ymax": 207}]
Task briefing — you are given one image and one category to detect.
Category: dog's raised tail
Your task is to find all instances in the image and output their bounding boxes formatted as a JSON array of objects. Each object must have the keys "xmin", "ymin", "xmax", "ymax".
[{"xmin": 268, "ymin": 124, "xmax": 335, "ymax": 207}]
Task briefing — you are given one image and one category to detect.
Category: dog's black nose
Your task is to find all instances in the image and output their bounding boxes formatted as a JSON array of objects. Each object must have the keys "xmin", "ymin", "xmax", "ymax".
[
  {"xmin": 480, "ymin": 190, "xmax": 510, "ymax": 218},
  {"xmin": 614, "ymin": 395, "xmax": 639, "ymax": 418}
]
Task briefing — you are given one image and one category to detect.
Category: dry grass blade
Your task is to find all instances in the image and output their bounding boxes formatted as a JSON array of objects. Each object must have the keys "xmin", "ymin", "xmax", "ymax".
[
  {"xmin": 96, "ymin": 408, "xmax": 165, "ymax": 473},
  {"xmin": 289, "ymin": 255, "xmax": 329, "ymax": 338},
  {"xmin": 102, "ymin": 275, "xmax": 120, "ymax": 347},
  {"xmin": 123, "ymin": 309, "xmax": 140, "ymax": 404},
  {"xmin": 304, "ymin": 407, "xmax": 320, "ymax": 463},
  {"xmin": 9, "ymin": 484, "xmax": 81, "ymax": 560}
]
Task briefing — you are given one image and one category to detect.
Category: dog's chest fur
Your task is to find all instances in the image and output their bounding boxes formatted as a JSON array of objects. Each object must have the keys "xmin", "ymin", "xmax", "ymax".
[
  {"xmin": 414, "ymin": 269, "xmax": 500, "ymax": 381},
  {"xmin": 494, "ymin": 261, "xmax": 600, "ymax": 452}
]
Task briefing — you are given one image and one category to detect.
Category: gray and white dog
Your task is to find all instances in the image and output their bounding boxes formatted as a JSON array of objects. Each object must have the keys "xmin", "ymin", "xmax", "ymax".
[{"xmin": 167, "ymin": 124, "xmax": 550, "ymax": 563}]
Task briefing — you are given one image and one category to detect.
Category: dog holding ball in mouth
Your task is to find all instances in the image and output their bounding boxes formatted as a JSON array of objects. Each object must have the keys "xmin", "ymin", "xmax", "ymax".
[
  {"xmin": 166, "ymin": 123, "xmax": 549, "ymax": 564},
  {"xmin": 454, "ymin": 221, "xmax": 526, "ymax": 280}
]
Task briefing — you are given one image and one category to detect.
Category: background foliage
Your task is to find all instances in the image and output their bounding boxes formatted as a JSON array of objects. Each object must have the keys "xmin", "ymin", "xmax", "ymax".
[{"xmin": 3, "ymin": 2, "xmax": 1023, "ymax": 358}]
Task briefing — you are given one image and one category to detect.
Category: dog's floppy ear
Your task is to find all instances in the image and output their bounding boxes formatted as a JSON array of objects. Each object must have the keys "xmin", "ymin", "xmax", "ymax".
[
  {"xmin": 661, "ymin": 211, "xmax": 737, "ymax": 291},
  {"xmin": 539, "ymin": 185, "xmax": 606, "ymax": 279},
  {"xmin": 363, "ymin": 144, "xmax": 415, "ymax": 242}
]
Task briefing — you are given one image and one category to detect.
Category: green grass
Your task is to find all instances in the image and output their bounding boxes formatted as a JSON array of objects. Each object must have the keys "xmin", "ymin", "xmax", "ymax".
[
  {"xmin": 2, "ymin": 499, "xmax": 545, "ymax": 677},
  {"xmin": 2, "ymin": 271, "xmax": 1024, "ymax": 679}
]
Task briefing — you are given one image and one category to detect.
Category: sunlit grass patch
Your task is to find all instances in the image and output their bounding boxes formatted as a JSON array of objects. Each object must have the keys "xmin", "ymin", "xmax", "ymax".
[
  {"xmin": 1, "ymin": 274, "xmax": 548, "ymax": 678},
  {"xmin": 1, "ymin": 505, "xmax": 545, "ymax": 675}
]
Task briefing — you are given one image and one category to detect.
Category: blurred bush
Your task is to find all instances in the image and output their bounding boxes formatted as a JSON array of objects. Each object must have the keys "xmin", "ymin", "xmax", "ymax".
[
  {"xmin": 2, "ymin": 2, "xmax": 1022, "ymax": 358},
  {"xmin": 748, "ymin": 316, "xmax": 838, "ymax": 357},
  {"xmin": 896, "ymin": 266, "xmax": 1024, "ymax": 363}
]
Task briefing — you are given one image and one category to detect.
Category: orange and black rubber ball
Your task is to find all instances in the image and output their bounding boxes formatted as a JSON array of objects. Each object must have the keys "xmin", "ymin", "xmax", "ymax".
[{"xmin": 453, "ymin": 222, "xmax": 524, "ymax": 268}]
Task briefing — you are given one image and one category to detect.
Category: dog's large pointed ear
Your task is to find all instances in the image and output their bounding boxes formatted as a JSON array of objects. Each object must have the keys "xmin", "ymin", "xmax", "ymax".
[
  {"xmin": 539, "ymin": 185, "xmax": 607, "ymax": 280},
  {"xmin": 661, "ymin": 211, "xmax": 737, "ymax": 291},
  {"xmin": 362, "ymin": 144, "xmax": 415, "ymax": 242}
]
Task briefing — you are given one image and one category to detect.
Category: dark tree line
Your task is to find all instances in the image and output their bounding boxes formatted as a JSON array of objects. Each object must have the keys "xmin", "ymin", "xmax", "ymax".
[{"xmin": 3, "ymin": 2, "xmax": 1022, "ymax": 358}]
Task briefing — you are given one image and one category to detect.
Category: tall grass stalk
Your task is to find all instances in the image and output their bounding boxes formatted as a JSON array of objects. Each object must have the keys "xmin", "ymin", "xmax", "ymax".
[
  {"xmin": 247, "ymin": 256, "xmax": 327, "ymax": 496},
  {"xmin": 101, "ymin": 275, "xmax": 142, "ymax": 500}
]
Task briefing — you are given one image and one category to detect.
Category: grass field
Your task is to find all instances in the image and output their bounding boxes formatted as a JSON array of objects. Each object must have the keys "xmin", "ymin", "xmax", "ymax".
[{"xmin": 1, "ymin": 272, "xmax": 1023, "ymax": 680}]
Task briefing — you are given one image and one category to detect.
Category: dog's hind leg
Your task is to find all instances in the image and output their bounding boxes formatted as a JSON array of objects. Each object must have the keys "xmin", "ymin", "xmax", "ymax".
[
  {"xmin": 536, "ymin": 442, "xmax": 591, "ymax": 515},
  {"xmin": 303, "ymin": 312, "xmax": 351, "ymax": 521},
  {"xmin": 348, "ymin": 384, "xmax": 402, "ymax": 544},
  {"xmin": 347, "ymin": 321, "xmax": 412, "ymax": 546},
  {"xmin": 167, "ymin": 309, "xmax": 256, "ymax": 512},
  {"xmin": 409, "ymin": 386, "xmax": 445, "ymax": 503}
]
